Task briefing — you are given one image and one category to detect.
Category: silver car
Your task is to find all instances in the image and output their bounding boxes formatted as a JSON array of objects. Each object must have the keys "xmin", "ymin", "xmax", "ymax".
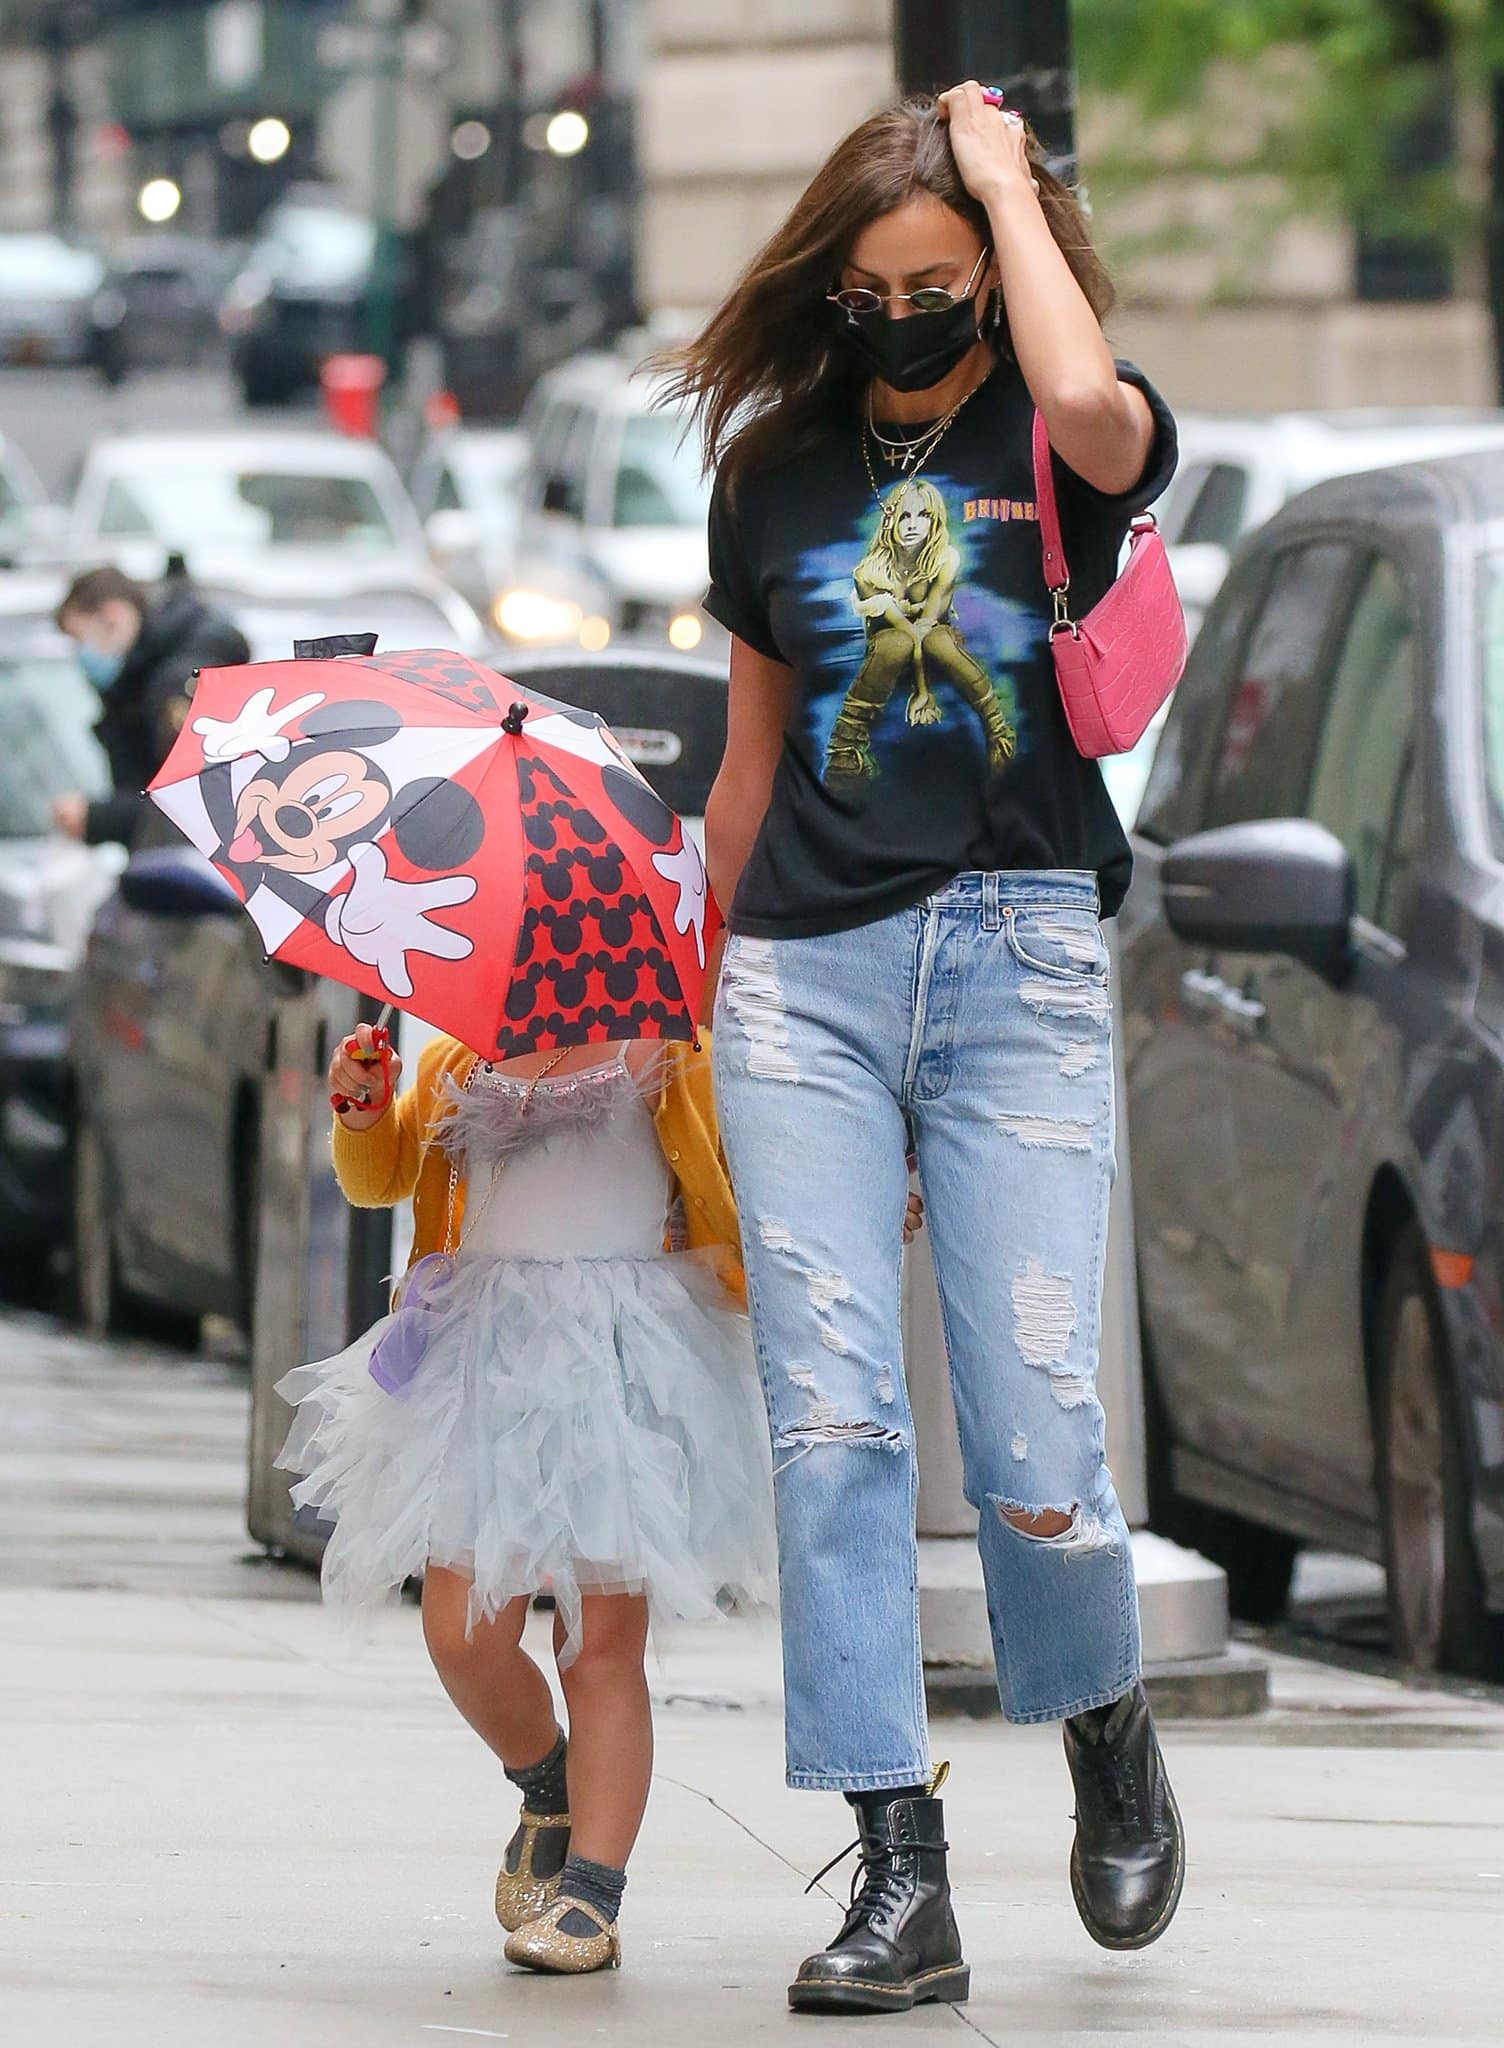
[{"xmin": 65, "ymin": 430, "xmax": 432, "ymax": 601}]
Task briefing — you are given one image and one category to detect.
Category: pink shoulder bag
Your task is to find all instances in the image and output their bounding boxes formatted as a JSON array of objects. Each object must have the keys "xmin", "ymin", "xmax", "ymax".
[{"xmin": 1031, "ymin": 409, "xmax": 1188, "ymax": 759}]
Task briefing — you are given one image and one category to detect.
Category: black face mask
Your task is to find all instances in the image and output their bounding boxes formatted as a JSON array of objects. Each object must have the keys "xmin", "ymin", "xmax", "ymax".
[{"xmin": 838, "ymin": 289, "xmax": 989, "ymax": 394}]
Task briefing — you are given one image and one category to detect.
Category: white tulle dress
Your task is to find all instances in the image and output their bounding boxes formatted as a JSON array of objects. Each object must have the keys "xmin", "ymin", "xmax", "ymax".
[{"xmin": 275, "ymin": 1054, "xmax": 776, "ymax": 1659}]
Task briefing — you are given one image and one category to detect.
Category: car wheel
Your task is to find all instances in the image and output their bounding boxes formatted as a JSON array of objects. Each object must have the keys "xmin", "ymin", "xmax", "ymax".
[
  {"xmin": 72, "ymin": 1116, "xmax": 125, "ymax": 1338},
  {"xmin": 1141, "ymin": 1302, "xmax": 1299, "ymax": 1625},
  {"xmin": 1376, "ymin": 1231, "xmax": 1503, "ymax": 1680}
]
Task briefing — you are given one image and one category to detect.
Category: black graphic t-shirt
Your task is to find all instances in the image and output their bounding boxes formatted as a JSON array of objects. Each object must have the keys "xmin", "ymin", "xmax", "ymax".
[{"xmin": 704, "ymin": 359, "xmax": 1176, "ymax": 937}]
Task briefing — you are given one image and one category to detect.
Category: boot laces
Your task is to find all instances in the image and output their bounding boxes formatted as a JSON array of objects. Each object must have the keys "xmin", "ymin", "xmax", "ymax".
[
  {"xmin": 1079, "ymin": 1745, "xmax": 1145, "ymax": 1837},
  {"xmin": 804, "ymin": 1831, "xmax": 948, "ymax": 1928}
]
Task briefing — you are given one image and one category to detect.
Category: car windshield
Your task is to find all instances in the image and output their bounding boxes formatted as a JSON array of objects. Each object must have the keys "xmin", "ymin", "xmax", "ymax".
[
  {"xmin": 611, "ymin": 414, "xmax": 710, "ymax": 530},
  {"xmin": 0, "ymin": 655, "xmax": 109, "ymax": 837},
  {"xmin": 256, "ymin": 207, "xmax": 376, "ymax": 289},
  {"xmin": 96, "ymin": 465, "xmax": 398, "ymax": 550}
]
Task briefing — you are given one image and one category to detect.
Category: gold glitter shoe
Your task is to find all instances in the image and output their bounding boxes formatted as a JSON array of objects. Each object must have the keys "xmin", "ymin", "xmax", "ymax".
[
  {"xmin": 494, "ymin": 1809, "xmax": 572, "ymax": 1931},
  {"xmin": 504, "ymin": 1894, "xmax": 621, "ymax": 1974}
]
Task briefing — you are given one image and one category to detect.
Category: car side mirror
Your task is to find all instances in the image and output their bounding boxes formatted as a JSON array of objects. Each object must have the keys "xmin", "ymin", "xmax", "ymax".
[
  {"xmin": 119, "ymin": 846, "xmax": 240, "ymax": 920},
  {"xmin": 1161, "ymin": 818, "xmax": 1354, "ymax": 981},
  {"xmin": 541, "ymin": 475, "xmax": 573, "ymax": 516}
]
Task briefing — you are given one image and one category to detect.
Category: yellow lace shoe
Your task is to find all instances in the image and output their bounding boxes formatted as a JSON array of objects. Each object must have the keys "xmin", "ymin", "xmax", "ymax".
[
  {"xmin": 504, "ymin": 1894, "xmax": 621, "ymax": 1974},
  {"xmin": 494, "ymin": 1809, "xmax": 571, "ymax": 1931}
]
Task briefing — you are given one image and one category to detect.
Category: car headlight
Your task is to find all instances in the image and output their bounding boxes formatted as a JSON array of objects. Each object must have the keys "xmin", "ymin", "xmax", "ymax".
[
  {"xmin": 494, "ymin": 587, "xmax": 585, "ymax": 644},
  {"xmin": 668, "ymin": 610, "xmax": 703, "ymax": 651}
]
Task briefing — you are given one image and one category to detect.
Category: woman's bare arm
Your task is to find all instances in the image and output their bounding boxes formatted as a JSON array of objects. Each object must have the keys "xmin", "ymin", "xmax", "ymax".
[
  {"xmin": 941, "ymin": 82, "xmax": 1154, "ymax": 496},
  {"xmin": 704, "ymin": 635, "xmax": 796, "ymax": 916}
]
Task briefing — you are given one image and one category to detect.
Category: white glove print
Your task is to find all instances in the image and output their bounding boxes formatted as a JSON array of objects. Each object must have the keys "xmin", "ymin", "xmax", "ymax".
[
  {"xmin": 324, "ymin": 841, "xmax": 477, "ymax": 999},
  {"xmin": 192, "ymin": 687, "xmax": 326, "ymax": 765},
  {"xmin": 652, "ymin": 835, "xmax": 709, "ymax": 969}
]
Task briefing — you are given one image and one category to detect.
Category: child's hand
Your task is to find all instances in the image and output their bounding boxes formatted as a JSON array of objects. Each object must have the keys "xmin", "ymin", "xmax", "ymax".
[
  {"xmin": 329, "ymin": 1023, "xmax": 402, "ymax": 1132},
  {"xmin": 903, "ymin": 1188, "xmax": 925, "ymax": 1244}
]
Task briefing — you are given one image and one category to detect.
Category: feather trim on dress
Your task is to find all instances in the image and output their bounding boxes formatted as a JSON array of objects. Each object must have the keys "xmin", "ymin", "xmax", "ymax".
[{"xmin": 433, "ymin": 1049, "xmax": 669, "ymax": 1173}]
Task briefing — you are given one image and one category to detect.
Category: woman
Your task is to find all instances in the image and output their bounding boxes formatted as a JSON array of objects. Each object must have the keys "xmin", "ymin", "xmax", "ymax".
[
  {"xmin": 666, "ymin": 83, "xmax": 1184, "ymax": 2014},
  {"xmin": 836, "ymin": 476, "xmax": 1017, "ymax": 775}
]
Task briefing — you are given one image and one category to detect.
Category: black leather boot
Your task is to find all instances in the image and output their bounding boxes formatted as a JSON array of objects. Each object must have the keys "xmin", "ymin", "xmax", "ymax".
[
  {"xmin": 1064, "ymin": 1683, "xmax": 1184, "ymax": 1949},
  {"xmin": 788, "ymin": 1794, "xmax": 969, "ymax": 2014}
]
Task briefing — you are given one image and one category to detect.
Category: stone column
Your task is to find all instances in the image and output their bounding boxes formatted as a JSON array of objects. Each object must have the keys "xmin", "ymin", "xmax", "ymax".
[{"xmin": 637, "ymin": 0, "xmax": 893, "ymax": 316}]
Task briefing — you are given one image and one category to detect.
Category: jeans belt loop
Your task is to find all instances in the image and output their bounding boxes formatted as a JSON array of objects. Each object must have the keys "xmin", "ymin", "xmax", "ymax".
[{"xmin": 982, "ymin": 871, "xmax": 1002, "ymax": 932}]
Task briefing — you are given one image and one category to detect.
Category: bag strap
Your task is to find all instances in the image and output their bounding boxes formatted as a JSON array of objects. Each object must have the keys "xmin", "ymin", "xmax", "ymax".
[{"xmin": 1031, "ymin": 407, "xmax": 1070, "ymax": 595}]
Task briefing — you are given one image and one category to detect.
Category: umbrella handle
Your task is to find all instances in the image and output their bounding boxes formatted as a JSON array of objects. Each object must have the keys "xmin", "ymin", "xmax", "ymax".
[{"xmin": 331, "ymin": 1023, "xmax": 393, "ymax": 1116}]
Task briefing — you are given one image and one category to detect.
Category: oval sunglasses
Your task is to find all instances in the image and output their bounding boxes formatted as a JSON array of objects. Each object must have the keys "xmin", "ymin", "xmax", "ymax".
[{"xmin": 827, "ymin": 244, "xmax": 991, "ymax": 320}]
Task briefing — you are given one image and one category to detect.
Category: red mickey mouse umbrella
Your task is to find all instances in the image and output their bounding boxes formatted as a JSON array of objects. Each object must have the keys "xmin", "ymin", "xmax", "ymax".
[{"xmin": 146, "ymin": 643, "xmax": 721, "ymax": 1058}]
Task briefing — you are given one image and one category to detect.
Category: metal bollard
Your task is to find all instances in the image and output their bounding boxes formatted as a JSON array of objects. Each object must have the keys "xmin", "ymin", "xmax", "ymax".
[{"xmin": 245, "ymin": 978, "xmax": 393, "ymax": 1562}]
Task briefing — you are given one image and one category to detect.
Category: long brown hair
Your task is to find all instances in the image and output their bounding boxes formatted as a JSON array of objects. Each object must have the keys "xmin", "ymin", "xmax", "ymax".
[{"xmin": 658, "ymin": 96, "xmax": 1114, "ymax": 489}]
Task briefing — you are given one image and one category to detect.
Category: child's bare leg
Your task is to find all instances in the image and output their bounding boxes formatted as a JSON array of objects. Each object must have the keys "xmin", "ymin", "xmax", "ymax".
[
  {"xmin": 422, "ymin": 1565, "xmax": 559, "ymax": 1771},
  {"xmin": 555, "ymin": 1590, "xmax": 652, "ymax": 1867}
]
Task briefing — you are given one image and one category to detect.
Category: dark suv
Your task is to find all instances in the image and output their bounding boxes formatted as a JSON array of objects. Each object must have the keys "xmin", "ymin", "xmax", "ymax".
[
  {"xmin": 1120, "ymin": 450, "xmax": 1504, "ymax": 1679},
  {"xmin": 221, "ymin": 192, "xmax": 403, "ymax": 408}
]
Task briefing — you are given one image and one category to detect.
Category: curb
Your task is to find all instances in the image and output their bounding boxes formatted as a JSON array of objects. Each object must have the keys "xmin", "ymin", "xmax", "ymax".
[{"xmin": 925, "ymin": 1645, "xmax": 1269, "ymax": 1721}]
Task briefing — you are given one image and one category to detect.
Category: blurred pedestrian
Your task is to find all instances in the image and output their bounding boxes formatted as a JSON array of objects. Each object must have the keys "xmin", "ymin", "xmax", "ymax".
[
  {"xmin": 51, "ymin": 563, "xmax": 250, "ymax": 847},
  {"xmin": 667, "ymin": 82, "xmax": 1184, "ymax": 2012},
  {"xmin": 278, "ymin": 1021, "xmax": 852, "ymax": 1973}
]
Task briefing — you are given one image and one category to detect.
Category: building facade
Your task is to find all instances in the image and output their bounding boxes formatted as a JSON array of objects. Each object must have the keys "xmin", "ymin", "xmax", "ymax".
[{"xmin": 636, "ymin": 0, "xmax": 1496, "ymax": 410}]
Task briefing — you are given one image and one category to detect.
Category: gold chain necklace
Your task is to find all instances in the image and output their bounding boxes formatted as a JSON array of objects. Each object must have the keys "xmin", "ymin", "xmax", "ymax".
[
  {"xmin": 862, "ymin": 370, "xmax": 988, "ymax": 504},
  {"xmin": 867, "ymin": 401, "xmax": 958, "ymax": 469}
]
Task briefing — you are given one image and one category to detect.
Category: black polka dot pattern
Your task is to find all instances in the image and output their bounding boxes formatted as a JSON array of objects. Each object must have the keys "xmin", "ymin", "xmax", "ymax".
[{"xmin": 495, "ymin": 748, "xmax": 694, "ymax": 1058}]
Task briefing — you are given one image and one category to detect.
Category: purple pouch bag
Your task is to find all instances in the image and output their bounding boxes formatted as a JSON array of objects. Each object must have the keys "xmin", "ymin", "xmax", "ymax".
[{"xmin": 368, "ymin": 1251, "xmax": 454, "ymax": 1396}]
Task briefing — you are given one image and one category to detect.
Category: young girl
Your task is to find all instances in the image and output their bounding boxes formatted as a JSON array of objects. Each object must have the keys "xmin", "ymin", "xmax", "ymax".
[{"xmin": 275, "ymin": 1024, "xmax": 780, "ymax": 1976}]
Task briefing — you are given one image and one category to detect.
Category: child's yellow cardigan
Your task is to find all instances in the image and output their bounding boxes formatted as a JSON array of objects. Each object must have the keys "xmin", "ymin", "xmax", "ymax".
[{"xmin": 330, "ymin": 1033, "xmax": 745, "ymax": 1297}]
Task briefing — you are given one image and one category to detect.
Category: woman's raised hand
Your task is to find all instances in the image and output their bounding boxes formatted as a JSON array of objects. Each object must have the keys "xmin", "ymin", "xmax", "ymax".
[{"xmin": 938, "ymin": 81, "xmax": 1040, "ymax": 205}]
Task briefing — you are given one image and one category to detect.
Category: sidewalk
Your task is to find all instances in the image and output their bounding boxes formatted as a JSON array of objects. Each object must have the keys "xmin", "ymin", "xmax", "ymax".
[{"xmin": 5, "ymin": 1578, "xmax": 1502, "ymax": 2048}]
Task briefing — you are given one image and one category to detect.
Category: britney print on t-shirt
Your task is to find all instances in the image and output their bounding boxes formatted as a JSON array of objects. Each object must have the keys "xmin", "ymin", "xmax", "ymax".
[{"xmin": 827, "ymin": 477, "xmax": 1017, "ymax": 783}]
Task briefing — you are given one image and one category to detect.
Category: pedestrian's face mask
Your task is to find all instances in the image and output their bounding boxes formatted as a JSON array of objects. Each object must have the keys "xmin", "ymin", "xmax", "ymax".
[
  {"xmin": 829, "ymin": 246, "xmax": 993, "ymax": 395},
  {"xmin": 77, "ymin": 643, "xmax": 125, "ymax": 692}
]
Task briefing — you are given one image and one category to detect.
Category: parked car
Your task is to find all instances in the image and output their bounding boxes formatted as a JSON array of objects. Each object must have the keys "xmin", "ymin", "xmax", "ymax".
[
  {"xmin": 0, "ymin": 591, "xmax": 120, "ymax": 1270},
  {"xmin": 86, "ymin": 235, "xmax": 238, "ymax": 384},
  {"xmin": 498, "ymin": 346, "xmax": 720, "ymax": 657},
  {"xmin": 1120, "ymin": 449, "xmax": 1504, "ymax": 1680},
  {"xmin": 219, "ymin": 189, "xmax": 404, "ymax": 408},
  {"xmin": 68, "ymin": 642, "xmax": 723, "ymax": 1340},
  {"xmin": 409, "ymin": 426, "xmax": 529, "ymax": 617},
  {"xmin": 0, "ymin": 234, "xmax": 106, "ymax": 366},
  {"xmin": 64, "ymin": 430, "xmax": 429, "ymax": 597},
  {"xmin": 213, "ymin": 582, "xmax": 488, "ymax": 662},
  {"xmin": 1160, "ymin": 408, "xmax": 1504, "ymax": 640}
]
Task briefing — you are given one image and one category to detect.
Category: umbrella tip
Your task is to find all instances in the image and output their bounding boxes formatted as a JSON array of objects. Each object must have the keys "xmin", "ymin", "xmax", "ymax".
[{"xmin": 502, "ymin": 701, "xmax": 530, "ymax": 736}]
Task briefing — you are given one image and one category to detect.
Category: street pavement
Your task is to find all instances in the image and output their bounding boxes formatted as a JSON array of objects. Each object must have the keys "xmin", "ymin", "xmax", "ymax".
[{"xmin": 4, "ymin": 1306, "xmax": 1503, "ymax": 2048}]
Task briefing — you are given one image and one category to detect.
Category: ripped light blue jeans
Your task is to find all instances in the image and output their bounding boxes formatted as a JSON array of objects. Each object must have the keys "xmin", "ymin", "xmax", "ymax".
[{"xmin": 713, "ymin": 871, "xmax": 1140, "ymax": 1790}]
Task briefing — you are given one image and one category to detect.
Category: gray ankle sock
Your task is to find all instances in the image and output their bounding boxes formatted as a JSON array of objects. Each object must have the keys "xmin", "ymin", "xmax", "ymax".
[
  {"xmin": 504, "ymin": 1729, "xmax": 568, "ymax": 1816},
  {"xmin": 557, "ymin": 1853, "xmax": 626, "ymax": 1932}
]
